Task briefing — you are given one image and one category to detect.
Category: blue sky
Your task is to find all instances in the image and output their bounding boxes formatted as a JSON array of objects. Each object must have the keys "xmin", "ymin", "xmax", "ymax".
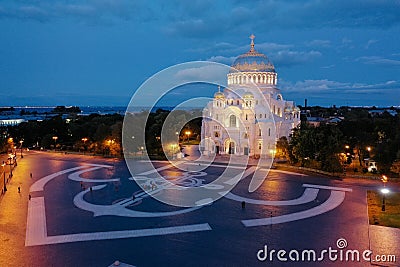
[{"xmin": 1, "ymin": 0, "xmax": 399, "ymax": 107}]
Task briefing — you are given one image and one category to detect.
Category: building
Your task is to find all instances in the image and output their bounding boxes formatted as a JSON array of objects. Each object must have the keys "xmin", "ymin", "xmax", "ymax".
[
  {"xmin": 0, "ymin": 118, "xmax": 25, "ymax": 126},
  {"xmin": 201, "ymin": 36, "xmax": 300, "ymax": 157}
]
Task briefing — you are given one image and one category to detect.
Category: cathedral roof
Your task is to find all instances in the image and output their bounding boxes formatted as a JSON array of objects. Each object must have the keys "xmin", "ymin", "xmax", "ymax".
[
  {"xmin": 214, "ymin": 86, "xmax": 225, "ymax": 99},
  {"xmin": 230, "ymin": 35, "xmax": 275, "ymax": 73},
  {"xmin": 243, "ymin": 91, "xmax": 254, "ymax": 99}
]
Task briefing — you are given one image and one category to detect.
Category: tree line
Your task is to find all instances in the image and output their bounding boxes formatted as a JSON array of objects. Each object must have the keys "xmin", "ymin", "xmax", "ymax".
[{"xmin": 277, "ymin": 108, "xmax": 400, "ymax": 175}]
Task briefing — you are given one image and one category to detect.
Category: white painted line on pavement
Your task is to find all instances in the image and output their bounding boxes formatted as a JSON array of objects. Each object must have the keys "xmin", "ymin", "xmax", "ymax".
[
  {"xmin": 25, "ymin": 197, "xmax": 47, "ymax": 246},
  {"xmin": 138, "ymin": 162, "xmax": 183, "ymax": 176},
  {"xmin": 30, "ymin": 164, "xmax": 113, "ymax": 193},
  {"xmin": 224, "ymin": 166, "xmax": 257, "ymax": 185},
  {"xmin": 242, "ymin": 190, "xmax": 346, "ymax": 227},
  {"xmin": 225, "ymin": 188, "xmax": 319, "ymax": 206},
  {"xmin": 303, "ymin": 184, "xmax": 353, "ymax": 192},
  {"xmin": 268, "ymin": 169, "xmax": 308, "ymax": 176},
  {"xmin": 73, "ymin": 185, "xmax": 202, "ymax": 217},
  {"xmin": 30, "ymin": 166, "xmax": 87, "ymax": 192},
  {"xmin": 184, "ymin": 162, "xmax": 248, "ymax": 170},
  {"xmin": 26, "ymin": 223, "xmax": 212, "ymax": 246},
  {"xmin": 68, "ymin": 166, "xmax": 120, "ymax": 183}
]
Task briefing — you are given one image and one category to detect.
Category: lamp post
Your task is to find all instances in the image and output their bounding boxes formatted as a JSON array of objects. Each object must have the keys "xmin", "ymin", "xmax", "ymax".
[
  {"xmin": 81, "ymin": 138, "xmax": 88, "ymax": 154},
  {"xmin": 381, "ymin": 175, "xmax": 389, "ymax": 211},
  {"xmin": 185, "ymin": 131, "xmax": 191, "ymax": 144},
  {"xmin": 52, "ymin": 136, "xmax": 58, "ymax": 151},
  {"xmin": 2, "ymin": 162, "xmax": 6, "ymax": 192},
  {"xmin": 8, "ymin": 155, "xmax": 13, "ymax": 178},
  {"xmin": 171, "ymin": 143, "xmax": 177, "ymax": 158},
  {"xmin": 20, "ymin": 140, "xmax": 24, "ymax": 158}
]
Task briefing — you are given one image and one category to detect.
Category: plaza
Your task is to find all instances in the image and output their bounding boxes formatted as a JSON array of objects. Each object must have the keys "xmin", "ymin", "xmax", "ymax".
[{"xmin": 1, "ymin": 150, "xmax": 399, "ymax": 266}]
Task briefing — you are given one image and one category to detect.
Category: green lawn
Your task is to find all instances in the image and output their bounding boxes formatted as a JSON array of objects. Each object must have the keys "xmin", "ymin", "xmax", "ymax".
[{"xmin": 367, "ymin": 190, "xmax": 400, "ymax": 228}]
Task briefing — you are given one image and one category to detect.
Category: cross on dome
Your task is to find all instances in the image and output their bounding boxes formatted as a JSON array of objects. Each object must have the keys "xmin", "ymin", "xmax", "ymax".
[{"xmin": 249, "ymin": 34, "xmax": 255, "ymax": 52}]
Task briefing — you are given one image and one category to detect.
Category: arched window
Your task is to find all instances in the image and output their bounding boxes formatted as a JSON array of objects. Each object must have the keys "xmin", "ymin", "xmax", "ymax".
[
  {"xmin": 214, "ymin": 132, "xmax": 219, "ymax": 137},
  {"xmin": 229, "ymin": 115, "xmax": 237, "ymax": 127},
  {"xmin": 259, "ymin": 128, "xmax": 262, "ymax": 136},
  {"xmin": 268, "ymin": 128, "xmax": 271, "ymax": 136},
  {"xmin": 237, "ymin": 100, "xmax": 240, "ymax": 105},
  {"xmin": 245, "ymin": 114, "xmax": 248, "ymax": 120}
]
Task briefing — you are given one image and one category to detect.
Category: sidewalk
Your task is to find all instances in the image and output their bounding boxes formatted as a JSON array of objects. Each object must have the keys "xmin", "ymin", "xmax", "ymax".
[
  {"xmin": 369, "ymin": 225, "xmax": 400, "ymax": 266},
  {"xmin": 0, "ymin": 153, "xmax": 18, "ymax": 195}
]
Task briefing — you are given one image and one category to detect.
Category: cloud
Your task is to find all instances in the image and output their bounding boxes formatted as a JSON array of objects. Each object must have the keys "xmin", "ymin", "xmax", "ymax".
[
  {"xmin": 357, "ymin": 56, "xmax": 400, "ymax": 66},
  {"xmin": 0, "ymin": 0, "xmax": 152, "ymax": 24},
  {"xmin": 3, "ymin": 0, "xmax": 398, "ymax": 36},
  {"xmin": 365, "ymin": 39, "xmax": 378, "ymax": 49},
  {"xmin": 321, "ymin": 64, "xmax": 335, "ymax": 69},
  {"xmin": 306, "ymin": 40, "xmax": 331, "ymax": 48},
  {"xmin": 207, "ymin": 56, "xmax": 236, "ymax": 65},
  {"xmin": 281, "ymin": 79, "xmax": 400, "ymax": 94},
  {"xmin": 165, "ymin": 18, "xmax": 226, "ymax": 38},
  {"xmin": 173, "ymin": 64, "xmax": 228, "ymax": 84},
  {"xmin": 270, "ymin": 50, "xmax": 322, "ymax": 67}
]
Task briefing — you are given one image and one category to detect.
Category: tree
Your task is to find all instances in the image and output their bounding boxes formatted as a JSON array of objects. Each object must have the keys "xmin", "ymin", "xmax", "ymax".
[{"xmin": 276, "ymin": 136, "xmax": 289, "ymax": 160}]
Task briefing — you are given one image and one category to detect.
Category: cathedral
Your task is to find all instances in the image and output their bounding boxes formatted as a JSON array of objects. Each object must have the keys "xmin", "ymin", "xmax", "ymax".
[{"xmin": 201, "ymin": 35, "xmax": 300, "ymax": 157}]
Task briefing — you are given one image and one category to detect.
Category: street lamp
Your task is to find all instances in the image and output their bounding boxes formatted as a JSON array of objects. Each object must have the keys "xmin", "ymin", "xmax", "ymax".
[
  {"xmin": 2, "ymin": 162, "xmax": 6, "ymax": 192},
  {"xmin": 345, "ymin": 145, "xmax": 350, "ymax": 149},
  {"xmin": 171, "ymin": 143, "xmax": 178, "ymax": 158},
  {"xmin": 8, "ymin": 154, "xmax": 13, "ymax": 177},
  {"xmin": 20, "ymin": 140, "xmax": 24, "ymax": 158},
  {"xmin": 367, "ymin": 146, "xmax": 371, "ymax": 152},
  {"xmin": 381, "ymin": 188, "xmax": 390, "ymax": 211},
  {"xmin": 52, "ymin": 136, "xmax": 58, "ymax": 151},
  {"xmin": 185, "ymin": 131, "xmax": 191, "ymax": 144},
  {"xmin": 81, "ymin": 138, "xmax": 88, "ymax": 154},
  {"xmin": 381, "ymin": 175, "xmax": 389, "ymax": 211}
]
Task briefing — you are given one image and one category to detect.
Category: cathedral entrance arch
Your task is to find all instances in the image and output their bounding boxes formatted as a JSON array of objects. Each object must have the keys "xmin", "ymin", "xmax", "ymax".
[
  {"xmin": 225, "ymin": 139, "xmax": 236, "ymax": 154},
  {"xmin": 229, "ymin": 142, "xmax": 235, "ymax": 154}
]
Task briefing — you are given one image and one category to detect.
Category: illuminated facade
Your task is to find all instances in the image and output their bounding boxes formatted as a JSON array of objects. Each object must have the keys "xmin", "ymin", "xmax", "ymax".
[{"xmin": 201, "ymin": 35, "xmax": 300, "ymax": 157}]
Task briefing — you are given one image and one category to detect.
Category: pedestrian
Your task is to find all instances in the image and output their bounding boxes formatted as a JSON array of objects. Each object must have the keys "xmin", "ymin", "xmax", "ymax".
[
  {"xmin": 90, "ymin": 186, "xmax": 92, "ymax": 192},
  {"xmin": 30, "ymin": 173, "xmax": 32, "ymax": 178},
  {"xmin": 241, "ymin": 201, "xmax": 246, "ymax": 209},
  {"xmin": 29, "ymin": 194, "xmax": 31, "ymax": 200},
  {"xmin": 18, "ymin": 186, "xmax": 21, "ymax": 193}
]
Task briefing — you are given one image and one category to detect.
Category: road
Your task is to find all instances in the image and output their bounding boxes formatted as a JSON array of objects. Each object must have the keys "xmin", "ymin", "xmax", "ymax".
[{"xmin": 0, "ymin": 149, "xmax": 399, "ymax": 267}]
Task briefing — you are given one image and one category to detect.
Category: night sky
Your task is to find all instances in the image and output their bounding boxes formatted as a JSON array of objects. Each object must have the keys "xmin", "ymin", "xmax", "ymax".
[{"xmin": 1, "ymin": 1, "xmax": 399, "ymax": 107}]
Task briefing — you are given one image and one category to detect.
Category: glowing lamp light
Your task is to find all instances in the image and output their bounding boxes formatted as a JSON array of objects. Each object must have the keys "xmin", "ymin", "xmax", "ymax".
[{"xmin": 381, "ymin": 188, "xmax": 390, "ymax": 194}]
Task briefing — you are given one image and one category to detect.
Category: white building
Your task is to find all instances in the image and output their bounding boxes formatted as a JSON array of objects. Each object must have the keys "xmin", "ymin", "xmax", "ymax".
[{"xmin": 201, "ymin": 36, "xmax": 300, "ymax": 157}]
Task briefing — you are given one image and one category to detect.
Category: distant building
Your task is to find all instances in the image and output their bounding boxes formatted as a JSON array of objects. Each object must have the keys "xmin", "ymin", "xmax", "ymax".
[
  {"xmin": 305, "ymin": 116, "xmax": 343, "ymax": 126},
  {"xmin": 201, "ymin": 36, "xmax": 300, "ymax": 157},
  {"xmin": 0, "ymin": 118, "xmax": 25, "ymax": 126},
  {"xmin": 368, "ymin": 109, "xmax": 397, "ymax": 117}
]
